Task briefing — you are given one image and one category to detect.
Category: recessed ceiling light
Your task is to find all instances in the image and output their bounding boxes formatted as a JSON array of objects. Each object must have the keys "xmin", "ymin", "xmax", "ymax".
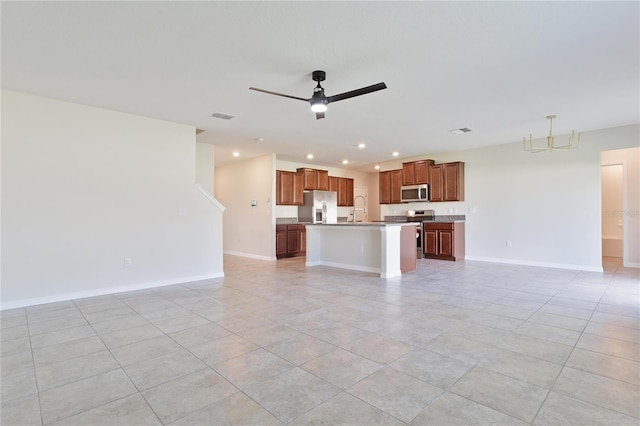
[
  {"xmin": 342, "ymin": 160, "xmax": 349, "ymax": 165},
  {"xmin": 257, "ymin": 137, "xmax": 265, "ymax": 142},
  {"xmin": 358, "ymin": 143, "xmax": 366, "ymax": 149},
  {"xmin": 232, "ymin": 151, "xmax": 240, "ymax": 157},
  {"xmin": 374, "ymin": 164, "xmax": 380, "ymax": 170},
  {"xmin": 392, "ymin": 152, "xmax": 399, "ymax": 157},
  {"xmin": 449, "ymin": 128, "xmax": 472, "ymax": 134},
  {"xmin": 307, "ymin": 154, "xmax": 314, "ymax": 160}
]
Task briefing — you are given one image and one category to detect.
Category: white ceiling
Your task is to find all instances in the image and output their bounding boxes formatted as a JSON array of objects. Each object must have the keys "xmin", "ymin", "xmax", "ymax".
[{"xmin": 2, "ymin": 2, "xmax": 638, "ymax": 170}]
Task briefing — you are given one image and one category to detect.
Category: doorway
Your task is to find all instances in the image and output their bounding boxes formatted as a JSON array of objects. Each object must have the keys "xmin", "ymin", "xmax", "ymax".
[
  {"xmin": 601, "ymin": 164, "xmax": 624, "ymax": 266},
  {"xmin": 354, "ymin": 186, "xmax": 369, "ymax": 222}
]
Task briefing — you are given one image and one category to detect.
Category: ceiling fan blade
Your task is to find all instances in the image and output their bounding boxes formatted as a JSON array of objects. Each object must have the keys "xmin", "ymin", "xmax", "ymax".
[
  {"xmin": 326, "ymin": 82, "xmax": 387, "ymax": 104},
  {"xmin": 249, "ymin": 87, "xmax": 309, "ymax": 102},
  {"xmin": 315, "ymin": 111, "xmax": 325, "ymax": 120}
]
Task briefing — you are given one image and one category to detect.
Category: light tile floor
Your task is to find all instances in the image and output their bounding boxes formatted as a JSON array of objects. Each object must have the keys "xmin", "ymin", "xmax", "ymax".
[{"xmin": 1, "ymin": 255, "xmax": 639, "ymax": 425}]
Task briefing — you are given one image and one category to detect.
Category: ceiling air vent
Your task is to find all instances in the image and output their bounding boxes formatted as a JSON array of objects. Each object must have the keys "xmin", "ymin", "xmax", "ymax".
[
  {"xmin": 211, "ymin": 112, "xmax": 235, "ymax": 120},
  {"xmin": 449, "ymin": 128, "xmax": 472, "ymax": 134}
]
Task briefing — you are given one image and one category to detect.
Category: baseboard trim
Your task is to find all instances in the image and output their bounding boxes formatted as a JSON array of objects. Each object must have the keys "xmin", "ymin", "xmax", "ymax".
[
  {"xmin": 1, "ymin": 272, "xmax": 225, "ymax": 310},
  {"xmin": 306, "ymin": 260, "xmax": 380, "ymax": 275},
  {"xmin": 464, "ymin": 256, "xmax": 604, "ymax": 272},
  {"xmin": 623, "ymin": 261, "xmax": 640, "ymax": 268},
  {"xmin": 224, "ymin": 251, "xmax": 276, "ymax": 261}
]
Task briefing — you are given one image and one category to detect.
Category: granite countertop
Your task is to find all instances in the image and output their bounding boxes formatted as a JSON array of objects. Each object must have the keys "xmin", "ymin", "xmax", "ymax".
[
  {"xmin": 276, "ymin": 215, "xmax": 466, "ymax": 225},
  {"xmin": 306, "ymin": 222, "xmax": 418, "ymax": 227},
  {"xmin": 385, "ymin": 215, "xmax": 466, "ymax": 222}
]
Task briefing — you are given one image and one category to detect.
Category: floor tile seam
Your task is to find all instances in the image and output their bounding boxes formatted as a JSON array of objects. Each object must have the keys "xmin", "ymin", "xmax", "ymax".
[
  {"xmin": 69, "ymin": 299, "xmax": 170, "ymax": 399},
  {"xmin": 60, "ymin": 392, "xmax": 163, "ymax": 426},
  {"xmin": 523, "ymin": 317, "xmax": 588, "ymax": 334},
  {"xmin": 113, "ymin": 342, "xmax": 186, "ymax": 368},
  {"xmin": 586, "ymin": 318, "xmax": 640, "ymax": 332},
  {"xmin": 547, "ymin": 376, "xmax": 640, "ymax": 420},
  {"xmin": 131, "ymin": 364, "xmax": 216, "ymax": 395},
  {"xmin": 562, "ymin": 358, "xmax": 640, "ymax": 388},
  {"xmin": 575, "ymin": 337, "xmax": 640, "ymax": 362},
  {"xmin": 437, "ymin": 390, "xmax": 535, "ymax": 425},
  {"xmin": 32, "ymin": 348, "xmax": 127, "ymax": 392},
  {"xmin": 384, "ymin": 356, "xmax": 474, "ymax": 391},
  {"xmin": 163, "ymin": 390, "xmax": 249, "ymax": 426},
  {"xmin": 581, "ymin": 280, "xmax": 640, "ymax": 347},
  {"xmin": 592, "ymin": 306, "xmax": 640, "ymax": 320},
  {"xmin": 40, "ymin": 387, "xmax": 142, "ymax": 426},
  {"xmin": 239, "ymin": 368, "xmax": 341, "ymax": 424},
  {"xmin": 21, "ymin": 310, "xmax": 45, "ymax": 426},
  {"xmin": 33, "ymin": 351, "xmax": 126, "ymax": 393},
  {"xmin": 338, "ymin": 386, "xmax": 423, "ymax": 425},
  {"xmin": 530, "ymin": 295, "xmax": 605, "ymax": 425}
]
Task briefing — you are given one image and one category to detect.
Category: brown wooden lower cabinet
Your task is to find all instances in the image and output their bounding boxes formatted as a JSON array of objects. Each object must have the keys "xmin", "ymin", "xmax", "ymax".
[
  {"xmin": 276, "ymin": 224, "xmax": 306, "ymax": 259},
  {"xmin": 423, "ymin": 222, "xmax": 465, "ymax": 261}
]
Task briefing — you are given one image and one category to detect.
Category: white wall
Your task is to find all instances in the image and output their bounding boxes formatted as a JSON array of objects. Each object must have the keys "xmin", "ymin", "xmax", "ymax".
[
  {"xmin": 601, "ymin": 147, "xmax": 640, "ymax": 267},
  {"xmin": 196, "ymin": 142, "xmax": 215, "ymax": 195},
  {"xmin": 1, "ymin": 91, "xmax": 225, "ymax": 309},
  {"xmin": 215, "ymin": 154, "xmax": 276, "ymax": 260},
  {"xmin": 378, "ymin": 124, "xmax": 640, "ymax": 271},
  {"xmin": 275, "ymin": 160, "xmax": 379, "ymax": 220}
]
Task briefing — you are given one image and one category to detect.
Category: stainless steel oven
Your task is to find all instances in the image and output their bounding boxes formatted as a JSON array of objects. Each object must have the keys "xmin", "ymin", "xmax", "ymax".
[{"xmin": 406, "ymin": 210, "xmax": 435, "ymax": 258}]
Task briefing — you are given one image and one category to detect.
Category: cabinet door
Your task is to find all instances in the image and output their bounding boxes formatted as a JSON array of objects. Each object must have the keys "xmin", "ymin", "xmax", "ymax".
[
  {"xmin": 276, "ymin": 171, "xmax": 284, "ymax": 205},
  {"xmin": 402, "ymin": 162, "xmax": 415, "ymax": 186},
  {"xmin": 379, "ymin": 172, "xmax": 391, "ymax": 204},
  {"xmin": 438, "ymin": 230, "xmax": 454, "ymax": 259},
  {"xmin": 443, "ymin": 162, "xmax": 465, "ymax": 201},
  {"xmin": 390, "ymin": 170, "xmax": 403, "ymax": 203},
  {"xmin": 414, "ymin": 160, "xmax": 433, "ymax": 184},
  {"xmin": 316, "ymin": 170, "xmax": 329, "ymax": 191},
  {"xmin": 345, "ymin": 178, "xmax": 354, "ymax": 206},
  {"xmin": 277, "ymin": 171, "xmax": 295, "ymax": 205},
  {"xmin": 287, "ymin": 230, "xmax": 300, "ymax": 255},
  {"xmin": 328, "ymin": 176, "xmax": 339, "ymax": 193},
  {"xmin": 304, "ymin": 168, "xmax": 317, "ymax": 190},
  {"xmin": 276, "ymin": 230, "xmax": 287, "ymax": 258},
  {"xmin": 424, "ymin": 228, "xmax": 438, "ymax": 257},
  {"xmin": 292, "ymin": 172, "xmax": 304, "ymax": 205},
  {"xmin": 429, "ymin": 165, "xmax": 443, "ymax": 202},
  {"xmin": 337, "ymin": 178, "xmax": 348, "ymax": 206}
]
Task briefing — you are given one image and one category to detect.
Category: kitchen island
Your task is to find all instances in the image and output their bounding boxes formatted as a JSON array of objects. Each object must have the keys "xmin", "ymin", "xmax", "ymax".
[{"xmin": 305, "ymin": 223, "xmax": 418, "ymax": 278}]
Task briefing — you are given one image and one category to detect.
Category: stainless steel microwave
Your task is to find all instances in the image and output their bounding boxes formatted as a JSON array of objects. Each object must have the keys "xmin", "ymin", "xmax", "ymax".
[{"xmin": 401, "ymin": 184, "xmax": 429, "ymax": 203}]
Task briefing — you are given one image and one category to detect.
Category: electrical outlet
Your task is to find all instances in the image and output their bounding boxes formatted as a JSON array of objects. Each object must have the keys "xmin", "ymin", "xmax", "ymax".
[
  {"xmin": 177, "ymin": 208, "xmax": 187, "ymax": 217},
  {"xmin": 506, "ymin": 240, "xmax": 512, "ymax": 248},
  {"xmin": 124, "ymin": 257, "xmax": 132, "ymax": 267}
]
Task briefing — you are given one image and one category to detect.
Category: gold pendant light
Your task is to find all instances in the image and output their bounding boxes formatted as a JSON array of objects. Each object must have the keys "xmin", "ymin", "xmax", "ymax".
[{"xmin": 523, "ymin": 115, "xmax": 580, "ymax": 153}]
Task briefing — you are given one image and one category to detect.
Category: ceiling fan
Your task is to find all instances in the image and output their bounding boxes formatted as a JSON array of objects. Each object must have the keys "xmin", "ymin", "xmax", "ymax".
[{"xmin": 249, "ymin": 70, "xmax": 387, "ymax": 120}]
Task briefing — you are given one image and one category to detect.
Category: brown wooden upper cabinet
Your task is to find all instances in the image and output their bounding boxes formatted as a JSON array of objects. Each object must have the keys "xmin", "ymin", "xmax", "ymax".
[
  {"xmin": 379, "ymin": 169, "xmax": 402, "ymax": 204},
  {"xmin": 297, "ymin": 168, "xmax": 329, "ymax": 191},
  {"xmin": 429, "ymin": 161, "xmax": 465, "ymax": 202},
  {"xmin": 328, "ymin": 176, "xmax": 354, "ymax": 206},
  {"xmin": 402, "ymin": 160, "xmax": 434, "ymax": 186},
  {"xmin": 276, "ymin": 170, "xmax": 304, "ymax": 205}
]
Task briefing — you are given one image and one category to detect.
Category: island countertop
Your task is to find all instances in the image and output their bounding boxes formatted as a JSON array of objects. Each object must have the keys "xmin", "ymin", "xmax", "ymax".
[
  {"xmin": 305, "ymin": 222, "xmax": 417, "ymax": 278},
  {"xmin": 305, "ymin": 222, "xmax": 418, "ymax": 227}
]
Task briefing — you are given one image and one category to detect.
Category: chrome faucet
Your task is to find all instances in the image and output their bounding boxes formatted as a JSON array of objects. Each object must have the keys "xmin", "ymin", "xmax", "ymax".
[{"xmin": 352, "ymin": 195, "xmax": 367, "ymax": 223}]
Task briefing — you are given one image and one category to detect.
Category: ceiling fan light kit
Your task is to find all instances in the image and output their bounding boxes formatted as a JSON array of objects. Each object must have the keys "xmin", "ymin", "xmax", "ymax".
[
  {"xmin": 250, "ymin": 70, "xmax": 386, "ymax": 120},
  {"xmin": 523, "ymin": 115, "xmax": 580, "ymax": 153}
]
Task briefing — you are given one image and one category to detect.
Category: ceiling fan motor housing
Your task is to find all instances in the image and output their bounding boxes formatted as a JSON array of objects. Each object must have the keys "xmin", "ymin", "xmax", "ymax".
[{"xmin": 312, "ymin": 70, "xmax": 326, "ymax": 82}]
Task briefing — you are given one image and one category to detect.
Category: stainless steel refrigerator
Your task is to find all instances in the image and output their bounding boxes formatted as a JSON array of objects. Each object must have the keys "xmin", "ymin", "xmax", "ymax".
[{"xmin": 298, "ymin": 191, "xmax": 338, "ymax": 224}]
